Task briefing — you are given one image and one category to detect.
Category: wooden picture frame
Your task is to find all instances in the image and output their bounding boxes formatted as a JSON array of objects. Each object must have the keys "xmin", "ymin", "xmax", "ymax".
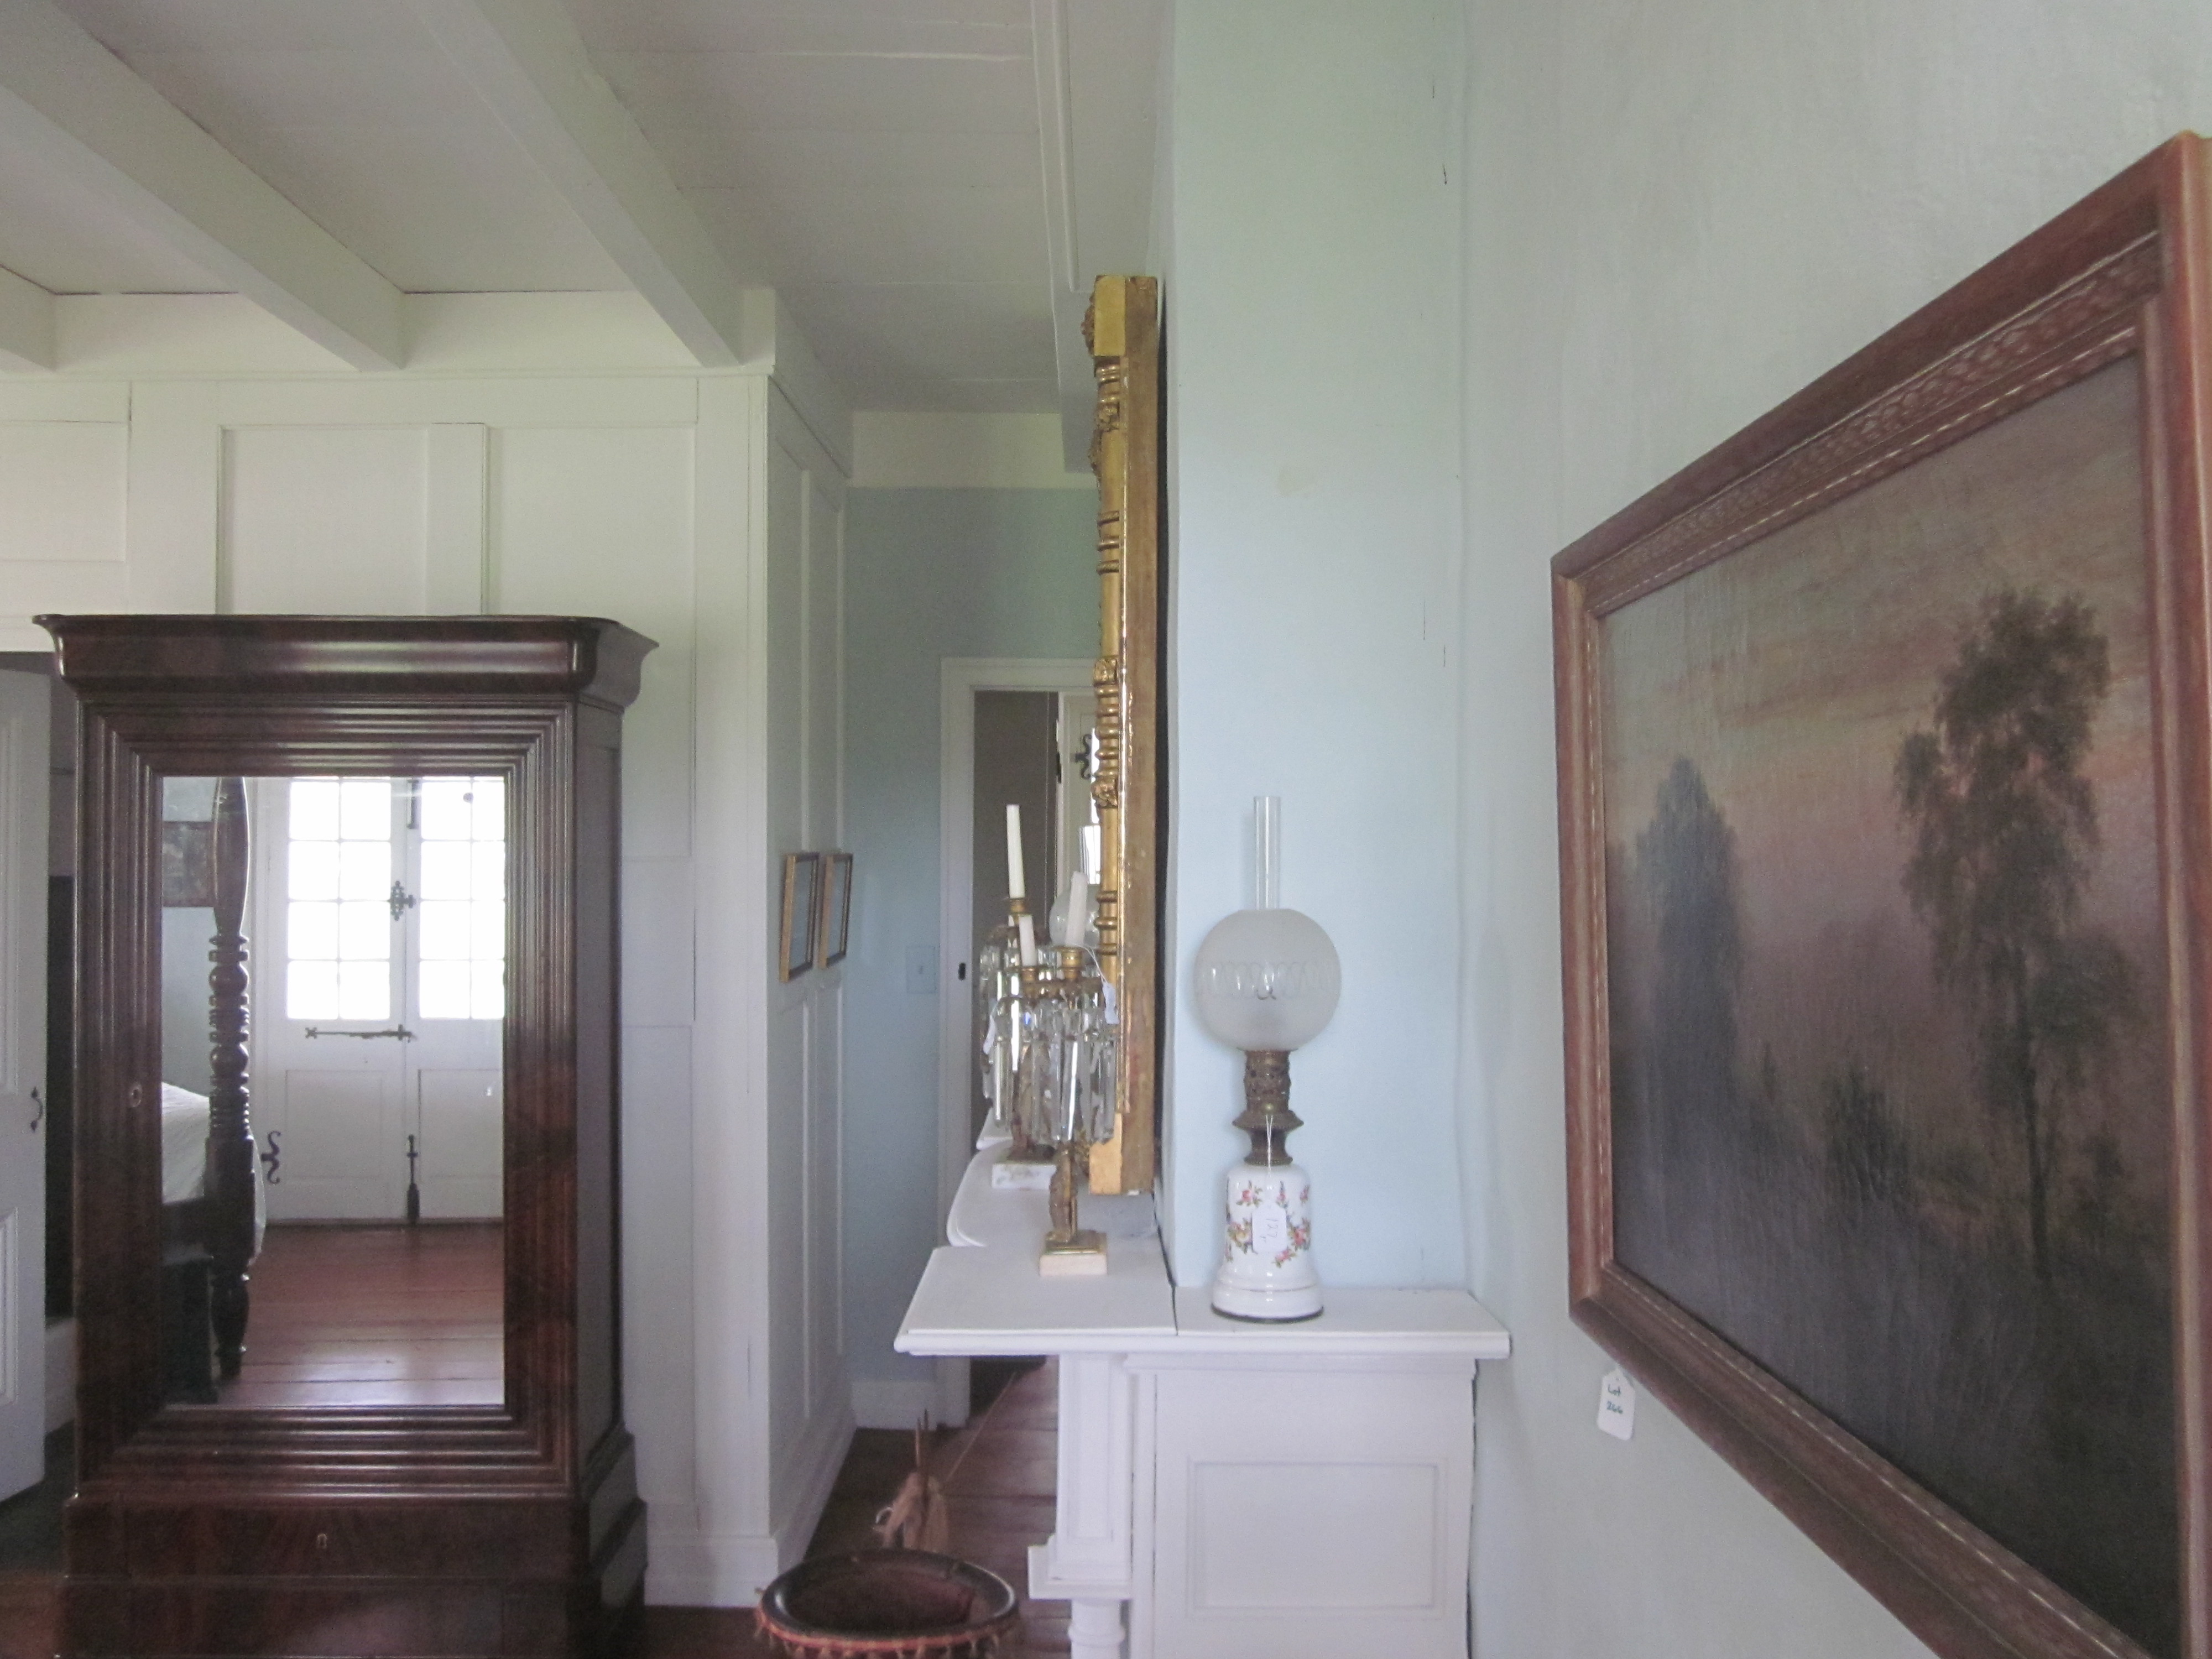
[
  {"xmin": 816, "ymin": 851, "xmax": 853, "ymax": 969},
  {"xmin": 780, "ymin": 851, "xmax": 820, "ymax": 983},
  {"xmin": 1553, "ymin": 134, "xmax": 2212, "ymax": 1659}
]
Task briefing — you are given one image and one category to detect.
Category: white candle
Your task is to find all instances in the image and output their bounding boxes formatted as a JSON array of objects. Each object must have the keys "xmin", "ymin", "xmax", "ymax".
[
  {"xmin": 1016, "ymin": 911, "xmax": 1039, "ymax": 968},
  {"xmin": 1005, "ymin": 802, "xmax": 1026, "ymax": 900}
]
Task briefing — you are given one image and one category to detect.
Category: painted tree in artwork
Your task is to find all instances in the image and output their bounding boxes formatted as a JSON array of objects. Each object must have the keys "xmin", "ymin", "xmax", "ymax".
[
  {"xmin": 1634, "ymin": 759, "xmax": 1744, "ymax": 1154},
  {"xmin": 1895, "ymin": 588, "xmax": 2135, "ymax": 1281}
]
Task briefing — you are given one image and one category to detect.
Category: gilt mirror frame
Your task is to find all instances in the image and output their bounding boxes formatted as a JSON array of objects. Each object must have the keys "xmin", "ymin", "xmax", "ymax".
[
  {"xmin": 1553, "ymin": 136, "xmax": 2212, "ymax": 1659},
  {"xmin": 42, "ymin": 614, "xmax": 650, "ymax": 1498},
  {"xmin": 1085, "ymin": 273, "xmax": 1165, "ymax": 1194}
]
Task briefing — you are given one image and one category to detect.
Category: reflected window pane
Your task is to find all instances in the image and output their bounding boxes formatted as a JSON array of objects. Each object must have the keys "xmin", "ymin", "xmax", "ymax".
[
  {"xmin": 470, "ymin": 900, "xmax": 505, "ymax": 961},
  {"xmin": 419, "ymin": 778, "xmax": 474, "ymax": 842},
  {"xmin": 289, "ymin": 841, "xmax": 340, "ymax": 902},
  {"xmin": 286, "ymin": 776, "xmax": 396, "ymax": 1021},
  {"xmin": 288, "ymin": 901, "xmax": 338, "ymax": 961},
  {"xmin": 416, "ymin": 775, "xmax": 506, "ymax": 1023},
  {"xmin": 419, "ymin": 901, "xmax": 471, "ymax": 961},
  {"xmin": 337, "ymin": 901, "xmax": 388, "ymax": 960},
  {"xmin": 419, "ymin": 842, "xmax": 472, "ymax": 902},
  {"xmin": 469, "ymin": 777, "xmax": 505, "ymax": 840},
  {"xmin": 337, "ymin": 841, "xmax": 390, "ymax": 902},
  {"xmin": 289, "ymin": 780, "xmax": 340, "ymax": 842},
  {"xmin": 288, "ymin": 960, "xmax": 338, "ymax": 1021},
  {"xmin": 419, "ymin": 960, "xmax": 470, "ymax": 1019},
  {"xmin": 472, "ymin": 961, "xmax": 504, "ymax": 1020},
  {"xmin": 338, "ymin": 778, "xmax": 391, "ymax": 841},
  {"xmin": 336, "ymin": 960, "xmax": 388, "ymax": 1022}
]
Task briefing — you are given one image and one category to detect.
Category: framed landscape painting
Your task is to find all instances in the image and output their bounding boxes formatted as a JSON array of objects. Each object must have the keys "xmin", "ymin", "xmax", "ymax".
[{"xmin": 1553, "ymin": 135, "xmax": 2212, "ymax": 1659}]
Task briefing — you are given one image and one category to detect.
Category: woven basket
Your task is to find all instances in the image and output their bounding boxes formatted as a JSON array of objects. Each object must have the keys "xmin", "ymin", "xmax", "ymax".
[{"xmin": 754, "ymin": 1550, "xmax": 1021, "ymax": 1659}]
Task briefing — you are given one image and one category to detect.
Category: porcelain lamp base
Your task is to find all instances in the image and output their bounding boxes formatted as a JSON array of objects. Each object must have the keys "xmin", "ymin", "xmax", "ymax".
[
  {"xmin": 1211, "ymin": 1160, "xmax": 1321, "ymax": 1322},
  {"xmin": 1209, "ymin": 1277, "xmax": 1322, "ymax": 1322}
]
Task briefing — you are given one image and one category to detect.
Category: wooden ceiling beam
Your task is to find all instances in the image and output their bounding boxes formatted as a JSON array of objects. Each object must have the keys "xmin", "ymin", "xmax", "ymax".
[
  {"xmin": 0, "ymin": 0, "xmax": 404, "ymax": 370},
  {"xmin": 410, "ymin": 0, "xmax": 765, "ymax": 369}
]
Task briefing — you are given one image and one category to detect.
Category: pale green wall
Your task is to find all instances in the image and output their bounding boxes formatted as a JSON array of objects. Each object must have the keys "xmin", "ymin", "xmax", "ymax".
[
  {"xmin": 841, "ymin": 487, "xmax": 1097, "ymax": 1401},
  {"xmin": 1455, "ymin": 0, "xmax": 2212, "ymax": 1654},
  {"xmin": 1161, "ymin": 0, "xmax": 1469, "ymax": 1292}
]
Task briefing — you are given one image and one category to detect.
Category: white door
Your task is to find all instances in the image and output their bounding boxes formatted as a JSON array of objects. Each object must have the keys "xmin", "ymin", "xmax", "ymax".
[
  {"xmin": 253, "ymin": 776, "xmax": 504, "ymax": 1222},
  {"xmin": 0, "ymin": 670, "xmax": 49, "ymax": 1501}
]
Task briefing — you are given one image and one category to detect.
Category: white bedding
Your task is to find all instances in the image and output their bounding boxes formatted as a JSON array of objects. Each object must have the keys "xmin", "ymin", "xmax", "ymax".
[
  {"xmin": 160, "ymin": 1082, "xmax": 210, "ymax": 1204},
  {"xmin": 159, "ymin": 1081, "xmax": 267, "ymax": 1251}
]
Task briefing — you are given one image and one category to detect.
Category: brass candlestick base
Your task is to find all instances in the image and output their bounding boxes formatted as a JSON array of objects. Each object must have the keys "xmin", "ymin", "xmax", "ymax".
[{"xmin": 1039, "ymin": 1143, "xmax": 1107, "ymax": 1276}]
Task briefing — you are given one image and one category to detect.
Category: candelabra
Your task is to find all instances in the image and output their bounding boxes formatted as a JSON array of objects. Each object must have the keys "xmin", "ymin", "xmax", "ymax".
[
  {"xmin": 987, "ymin": 801, "xmax": 1116, "ymax": 1271},
  {"xmin": 1011, "ymin": 942, "xmax": 1118, "ymax": 1274}
]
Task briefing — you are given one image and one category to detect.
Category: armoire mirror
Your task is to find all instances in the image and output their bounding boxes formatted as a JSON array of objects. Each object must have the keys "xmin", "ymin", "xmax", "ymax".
[
  {"xmin": 156, "ymin": 769, "xmax": 509, "ymax": 1410},
  {"xmin": 44, "ymin": 614, "xmax": 652, "ymax": 1659}
]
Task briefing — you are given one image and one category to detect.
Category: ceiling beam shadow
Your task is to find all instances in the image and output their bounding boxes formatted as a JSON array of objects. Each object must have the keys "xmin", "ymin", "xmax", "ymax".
[{"xmin": 0, "ymin": 266, "xmax": 54, "ymax": 371}]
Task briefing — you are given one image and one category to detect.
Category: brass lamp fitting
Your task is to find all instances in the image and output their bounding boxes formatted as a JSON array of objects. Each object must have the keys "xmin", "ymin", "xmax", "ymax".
[{"xmin": 1232, "ymin": 1048, "xmax": 1302, "ymax": 1166}]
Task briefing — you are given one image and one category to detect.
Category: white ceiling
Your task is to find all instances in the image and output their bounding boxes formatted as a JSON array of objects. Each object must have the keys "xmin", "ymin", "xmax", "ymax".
[{"xmin": 0, "ymin": 0, "xmax": 1163, "ymax": 415}]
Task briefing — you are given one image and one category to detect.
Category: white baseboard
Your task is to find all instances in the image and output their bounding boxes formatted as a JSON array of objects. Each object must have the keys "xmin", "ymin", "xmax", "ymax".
[
  {"xmin": 852, "ymin": 1360, "xmax": 969, "ymax": 1430},
  {"xmin": 44, "ymin": 1317, "xmax": 72, "ymax": 1433},
  {"xmin": 773, "ymin": 1395, "xmax": 854, "ymax": 1570},
  {"xmin": 647, "ymin": 1399, "xmax": 854, "ymax": 1607}
]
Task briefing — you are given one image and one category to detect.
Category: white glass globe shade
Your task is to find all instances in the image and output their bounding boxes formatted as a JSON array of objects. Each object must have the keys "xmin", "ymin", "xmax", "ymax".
[{"xmin": 1192, "ymin": 907, "xmax": 1341, "ymax": 1051}]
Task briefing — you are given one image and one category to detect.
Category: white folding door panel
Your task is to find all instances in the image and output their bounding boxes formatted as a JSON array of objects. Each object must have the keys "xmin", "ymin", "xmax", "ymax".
[{"xmin": 0, "ymin": 670, "xmax": 48, "ymax": 1501}]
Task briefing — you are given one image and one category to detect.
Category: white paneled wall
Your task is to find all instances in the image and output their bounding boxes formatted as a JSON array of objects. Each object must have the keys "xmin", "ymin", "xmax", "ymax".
[
  {"xmin": 760, "ymin": 391, "xmax": 850, "ymax": 1569},
  {"xmin": 0, "ymin": 368, "xmax": 851, "ymax": 1606}
]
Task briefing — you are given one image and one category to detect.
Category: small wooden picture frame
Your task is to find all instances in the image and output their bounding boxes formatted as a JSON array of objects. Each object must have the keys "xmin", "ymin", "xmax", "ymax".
[
  {"xmin": 816, "ymin": 852, "xmax": 853, "ymax": 969},
  {"xmin": 779, "ymin": 852, "xmax": 820, "ymax": 983}
]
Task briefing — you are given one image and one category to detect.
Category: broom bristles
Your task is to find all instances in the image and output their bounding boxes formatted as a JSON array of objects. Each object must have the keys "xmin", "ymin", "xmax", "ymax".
[{"xmin": 873, "ymin": 1418, "xmax": 952, "ymax": 1552}]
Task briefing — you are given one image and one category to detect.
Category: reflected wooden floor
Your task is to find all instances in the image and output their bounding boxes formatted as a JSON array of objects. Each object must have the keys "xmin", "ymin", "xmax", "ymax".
[
  {"xmin": 221, "ymin": 1221, "xmax": 503, "ymax": 1408},
  {"xmin": 0, "ymin": 1335, "xmax": 1066, "ymax": 1659}
]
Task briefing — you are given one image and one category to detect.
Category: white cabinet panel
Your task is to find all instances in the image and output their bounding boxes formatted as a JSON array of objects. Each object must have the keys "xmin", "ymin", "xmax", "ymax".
[
  {"xmin": 1191, "ymin": 1460, "xmax": 1438, "ymax": 1609},
  {"xmin": 620, "ymin": 855, "xmax": 695, "ymax": 1027},
  {"xmin": 0, "ymin": 425, "xmax": 125, "ymax": 564},
  {"xmin": 223, "ymin": 426, "xmax": 431, "ymax": 614},
  {"xmin": 492, "ymin": 426, "xmax": 695, "ymax": 860},
  {"xmin": 1141, "ymin": 1360, "xmax": 1475, "ymax": 1659},
  {"xmin": 0, "ymin": 422, "xmax": 129, "ymax": 640}
]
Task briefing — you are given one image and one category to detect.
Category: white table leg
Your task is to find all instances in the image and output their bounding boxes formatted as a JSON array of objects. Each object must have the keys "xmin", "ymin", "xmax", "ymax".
[
  {"xmin": 1027, "ymin": 1353, "xmax": 1135, "ymax": 1655},
  {"xmin": 1067, "ymin": 1594, "xmax": 1126, "ymax": 1659}
]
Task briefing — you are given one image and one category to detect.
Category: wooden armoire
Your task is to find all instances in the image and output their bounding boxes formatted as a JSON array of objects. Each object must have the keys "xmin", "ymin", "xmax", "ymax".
[{"xmin": 42, "ymin": 614, "xmax": 653, "ymax": 1659}]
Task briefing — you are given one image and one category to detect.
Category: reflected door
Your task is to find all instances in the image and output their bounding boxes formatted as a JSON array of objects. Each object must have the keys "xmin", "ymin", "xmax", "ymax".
[
  {"xmin": 0, "ymin": 670, "xmax": 46, "ymax": 1501},
  {"xmin": 253, "ymin": 776, "xmax": 504, "ymax": 1222}
]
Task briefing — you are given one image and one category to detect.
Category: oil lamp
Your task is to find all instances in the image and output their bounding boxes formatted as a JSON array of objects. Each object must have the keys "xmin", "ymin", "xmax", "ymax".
[{"xmin": 1193, "ymin": 797, "xmax": 1340, "ymax": 1320}]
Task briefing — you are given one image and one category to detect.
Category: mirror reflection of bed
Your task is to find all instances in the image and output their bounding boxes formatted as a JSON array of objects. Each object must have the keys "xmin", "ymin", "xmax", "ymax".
[{"xmin": 159, "ymin": 773, "xmax": 505, "ymax": 1408}]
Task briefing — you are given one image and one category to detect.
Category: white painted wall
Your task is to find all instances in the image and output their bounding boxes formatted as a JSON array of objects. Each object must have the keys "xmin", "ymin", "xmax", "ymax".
[
  {"xmin": 1456, "ymin": 1, "xmax": 2212, "ymax": 1654},
  {"xmin": 1160, "ymin": 0, "xmax": 1467, "ymax": 1289},
  {"xmin": 0, "ymin": 345, "xmax": 852, "ymax": 1608}
]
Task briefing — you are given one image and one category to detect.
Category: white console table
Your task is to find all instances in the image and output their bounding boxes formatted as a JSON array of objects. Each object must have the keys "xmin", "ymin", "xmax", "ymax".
[{"xmin": 897, "ymin": 1145, "xmax": 1509, "ymax": 1659}]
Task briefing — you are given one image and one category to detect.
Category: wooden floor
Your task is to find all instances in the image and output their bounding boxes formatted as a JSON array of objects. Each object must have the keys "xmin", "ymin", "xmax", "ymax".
[
  {"xmin": 221, "ymin": 1222, "xmax": 504, "ymax": 1408},
  {"xmin": 0, "ymin": 1357, "xmax": 1066, "ymax": 1658}
]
